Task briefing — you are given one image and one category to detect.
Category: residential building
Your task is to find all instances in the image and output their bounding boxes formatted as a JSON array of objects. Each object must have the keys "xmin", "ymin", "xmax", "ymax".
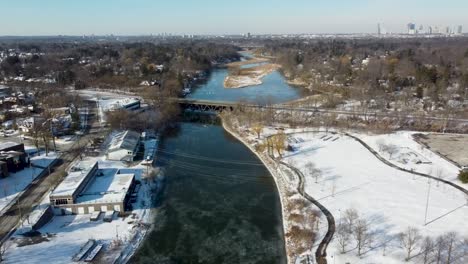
[
  {"xmin": 0, "ymin": 142, "xmax": 28, "ymax": 177},
  {"xmin": 16, "ymin": 116, "xmax": 41, "ymax": 133}
]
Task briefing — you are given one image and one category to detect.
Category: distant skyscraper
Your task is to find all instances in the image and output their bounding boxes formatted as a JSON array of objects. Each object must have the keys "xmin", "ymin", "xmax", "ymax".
[
  {"xmin": 407, "ymin": 23, "xmax": 416, "ymax": 34},
  {"xmin": 428, "ymin": 26, "xmax": 433, "ymax": 34},
  {"xmin": 377, "ymin": 23, "xmax": 381, "ymax": 35},
  {"xmin": 457, "ymin": 25, "xmax": 463, "ymax": 34}
]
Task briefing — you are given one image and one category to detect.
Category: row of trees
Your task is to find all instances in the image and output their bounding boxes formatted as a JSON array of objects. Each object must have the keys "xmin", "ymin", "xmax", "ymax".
[
  {"xmin": 335, "ymin": 208, "xmax": 468, "ymax": 263},
  {"xmin": 0, "ymin": 40, "xmax": 240, "ymax": 89}
]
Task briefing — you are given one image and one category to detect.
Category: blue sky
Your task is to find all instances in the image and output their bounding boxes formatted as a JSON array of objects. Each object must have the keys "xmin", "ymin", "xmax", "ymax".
[{"xmin": 0, "ymin": 0, "xmax": 467, "ymax": 35}]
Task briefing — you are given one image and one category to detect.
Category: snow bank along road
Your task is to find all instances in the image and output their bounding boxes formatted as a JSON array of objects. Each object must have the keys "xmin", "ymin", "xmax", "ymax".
[{"xmin": 0, "ymin": 104, "xmax": 104, "ymax": 241}]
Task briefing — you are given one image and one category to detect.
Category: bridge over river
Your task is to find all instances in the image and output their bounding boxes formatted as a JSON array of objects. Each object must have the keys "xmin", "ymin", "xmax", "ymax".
[{"xmin": 174, "ymin": 98, "xmax": 468, "ymax": 124}]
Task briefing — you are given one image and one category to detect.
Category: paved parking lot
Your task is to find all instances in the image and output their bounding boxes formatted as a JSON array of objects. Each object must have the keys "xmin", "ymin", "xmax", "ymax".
[{"xmin": 416, "ymin": 133, "xmax": 468, "ymax": 167}]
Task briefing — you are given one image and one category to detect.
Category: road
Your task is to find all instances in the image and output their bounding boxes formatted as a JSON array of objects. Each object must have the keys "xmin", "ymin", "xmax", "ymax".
[{"xmin": 0, "ymin": 102, "xmax": 106, "ymax": 241}]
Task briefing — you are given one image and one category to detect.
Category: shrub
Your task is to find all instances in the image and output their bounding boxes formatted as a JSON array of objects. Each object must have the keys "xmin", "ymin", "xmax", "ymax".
[{"xmin": 458, "ymin": 170, "xmax": 468, "ymax": 184}]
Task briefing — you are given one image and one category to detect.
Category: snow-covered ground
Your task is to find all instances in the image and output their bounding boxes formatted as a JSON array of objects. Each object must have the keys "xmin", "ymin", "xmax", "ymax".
[
  {"xmin": 232, "ymin": 124, "xmax": 468, "ymax": 263},
  {"xmin": 0, "ymin": 151, "xmax": 57, "ymax": 213},
  {"xmin": 3, "ymin": 154, "xmax": 159, "ymax": 264},
  {"xmin": 4, "ymin": 214, "xmax": 136, "ymax": 264},
  {"xmin": 353, "ymin": 131, "xmax": 464, "ymax": 185},
  {"xmin": 53, "ymin": 135, "xmax": 77, "ymax": 146},
  {"xmin": 280, "ymin": 131, "xmax": 468, "ymax": 263}
]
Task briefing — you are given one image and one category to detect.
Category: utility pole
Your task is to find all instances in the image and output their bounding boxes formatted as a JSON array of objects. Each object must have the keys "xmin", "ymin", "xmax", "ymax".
[
  {"xmin": 424, "ymin": 179, "xmax": 432, "ymax": 225},
  {"xmin": 116, "ymin": 225, "xmax": 119, "ymax": 240},
  {"xmin": 30, "ymin": 159, "xmax": 33, "ymax": 181}
]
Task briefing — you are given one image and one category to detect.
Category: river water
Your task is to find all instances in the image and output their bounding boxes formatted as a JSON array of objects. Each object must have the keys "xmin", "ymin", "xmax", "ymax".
[
  {"xmin": 132, "ymin": 57, "xmax": 302, "ymax": 264},
  {"xmin": 185, "ymin": 62, "xmax": 303, "ymax": 104}
]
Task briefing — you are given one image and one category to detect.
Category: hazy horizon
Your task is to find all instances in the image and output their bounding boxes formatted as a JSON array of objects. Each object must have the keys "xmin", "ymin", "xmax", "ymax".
[{"xmin": 0, "ymin": 0, "xmax": 467, "ymax": 36}]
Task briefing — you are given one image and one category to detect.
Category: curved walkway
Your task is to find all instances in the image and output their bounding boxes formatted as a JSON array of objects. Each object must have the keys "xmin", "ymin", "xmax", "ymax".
[
  {"xmin": 264, "ymin": 131, "xmax": 335, "ymax": 264},
  {"xmin": 279, "ymin": 160, "xmax": 334, "ymax": 264}
]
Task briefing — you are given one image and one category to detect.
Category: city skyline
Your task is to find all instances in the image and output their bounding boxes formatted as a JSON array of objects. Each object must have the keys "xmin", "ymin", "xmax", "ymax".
[{"xmin": 0, "ymin": 0, "xmax": 467, "ymax": 35}]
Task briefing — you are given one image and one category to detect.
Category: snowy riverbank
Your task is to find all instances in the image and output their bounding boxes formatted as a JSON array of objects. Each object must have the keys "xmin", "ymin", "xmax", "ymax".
[
  {"xmin": 222, "ymin": 119, "xmax": 468, "ymax": 264},
  {"xmin": 222, "ymin": 120, "xmax": 319, "ymax": 264}
]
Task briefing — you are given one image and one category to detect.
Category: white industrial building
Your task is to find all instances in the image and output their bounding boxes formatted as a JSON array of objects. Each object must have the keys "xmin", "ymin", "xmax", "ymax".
[
  {"xmin": 49, "ymin": 160, "xmax": 136, "ymax": 215},
  {"xmin": 99, "ymin": 97, "xmax": 141, "ymax": 112},
  {"xmin": 106, "ymin": 130, "xmax": 141, "ymax": 162}
]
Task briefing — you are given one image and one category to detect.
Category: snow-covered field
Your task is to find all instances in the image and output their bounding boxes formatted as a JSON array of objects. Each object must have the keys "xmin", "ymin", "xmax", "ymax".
[
  {"xmin": 281, "ymin": 131, "xmax": 468, "ymax": 263},
  {"xmin": 354, "ymin": 131, "xmax": 464, "ymax": 184},
  {"xmin": 232, "ymin": 124, "xmax": 468, "ymax": 263},
  {"xmin": 0, "ymin": 151, "xmax": 57, "ymax": 213}
]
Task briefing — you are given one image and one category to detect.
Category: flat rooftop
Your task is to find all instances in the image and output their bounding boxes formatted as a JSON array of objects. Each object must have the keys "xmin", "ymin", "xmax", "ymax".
[
  {"xmin": 416, "ymin": 133, "xmax": 468, "ymax": 167},
  {"xmin": 50, "ymin": 160, "xmax": 97, "ymax": 198},
  {"xmin": 99, "ymin": 98, "xmax": 140, "ymax": 111},
  {"xmin": 0, "ymin": 142, "xmax": 21, "ymax": 151},
  {"xmin": 76, "ymin": 168, "xmax": 134, "ymax": 204},
  {"xmin": 108, "ymin": 130, "xmax": 140, "ymax": 152}
]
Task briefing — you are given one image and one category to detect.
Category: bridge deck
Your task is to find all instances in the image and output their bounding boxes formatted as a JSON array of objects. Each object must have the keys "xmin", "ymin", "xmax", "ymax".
[{"xmin": 173, "ymin": 98, "xmax": 468, "ymax": 123}]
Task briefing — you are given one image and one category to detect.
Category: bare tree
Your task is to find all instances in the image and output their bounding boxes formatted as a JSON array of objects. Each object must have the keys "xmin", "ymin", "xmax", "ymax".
[
  {"xmin": 353, "ymin": 218, "xmax": 373, "ymax": 256},
  {"xmin": 272, "ymin": 131, "xmax": 287, "ymax": 157},
  {"xmin": 462, "ymin": 237, "xmax": 468, "ymax": 260},
  {"xmin": 445, "ymin": 232, "xmax": 458, "ymax": 264},
  {"xmin": 399, "ymin": 226, "xmax": 422, "ymax": 261},
  {"xmin": 29, "ymin": 122, "xmax": 42, "ymax": 151},
  {"xmin": 252, "ymin": 123, "xmax": 264, "ymax": 139},
  {"xmin": 385, "ymin": 144, "xmax": 398, "ymax": 159},
  {"xmin": 420, "ymin": 236, "xmax": 434, "ymax": 264},
  {"xmin": 344, "ymin": 208, "xmax": 359, "ymax": 229},
  {"xmin": 376, "ymin": 139, "xmax": 386, "ymax": 152},
  {"xmin": 336, "ymin": 221, "xmax": 352, "ymax": 253},
  {"xmin": 305, "ymin": 161, "xmax": 321, "ymax": 183},
  {"xmin": 435, "ymin": 235, "xmax": 447, "ymax": 264}
]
